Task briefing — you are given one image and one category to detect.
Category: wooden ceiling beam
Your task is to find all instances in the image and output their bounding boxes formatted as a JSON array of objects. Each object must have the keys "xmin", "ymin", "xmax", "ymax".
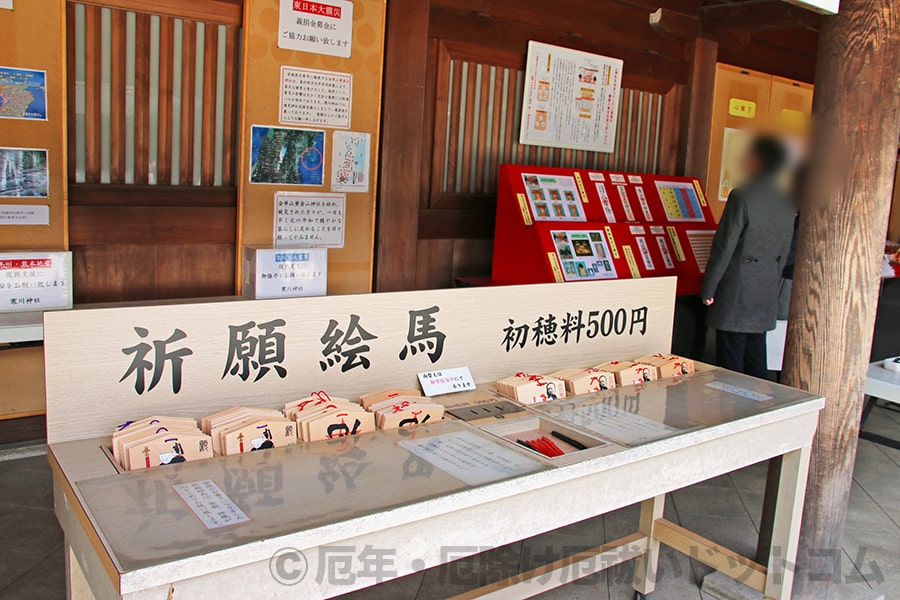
[
  {"xmin": 649, "ymin": 8, "xmax": 700, "ymax": 40},
  {"xmin": 701, "ymin": 0, "xmax": 823, "ymax": 34}
]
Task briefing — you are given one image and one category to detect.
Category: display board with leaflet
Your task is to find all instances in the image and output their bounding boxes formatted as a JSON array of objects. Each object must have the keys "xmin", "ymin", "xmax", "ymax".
[{"xmin": 491, "ymin": 165, "xmax": 717, "ymax": 295}]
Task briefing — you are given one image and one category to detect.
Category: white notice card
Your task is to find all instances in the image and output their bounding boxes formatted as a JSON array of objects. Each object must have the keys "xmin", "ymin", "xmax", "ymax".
[
  {"xmin": 278, "ymin": 0, "xmax": 353, "ymax": 57},
  {"xmin": 399, "ymin": 430, "xmax": 543, "ymax": 486},
  {"xmin": 555, "ymin": 403, "xmax": 681, "ymax": 446},
  {"xmin": 274, "ymin": 191, "xmax": 346, "ymax": 247},
  {"xmin": 418, "ymin": 367, "xmax": 477, "ymax": 396},
  {"xmin": 173, "ymin": 479, "xmax": 250, "ymax": 529}
]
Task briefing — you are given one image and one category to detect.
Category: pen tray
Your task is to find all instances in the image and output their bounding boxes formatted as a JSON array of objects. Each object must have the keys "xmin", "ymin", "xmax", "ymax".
[{"xmin": 479, "ymin": 415, "xmax": 610, "ymax": 462}]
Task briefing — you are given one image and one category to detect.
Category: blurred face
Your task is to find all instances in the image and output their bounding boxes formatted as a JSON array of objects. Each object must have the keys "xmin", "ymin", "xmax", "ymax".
[{"xmin": 742, "ymin": 152, "xmax": 762, "ymax": 178}]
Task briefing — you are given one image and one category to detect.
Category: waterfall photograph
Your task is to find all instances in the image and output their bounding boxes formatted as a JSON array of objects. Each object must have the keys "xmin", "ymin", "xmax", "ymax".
[{"xmin": 0, "ymin": 147, "xmax": 49, "ymax": 197}]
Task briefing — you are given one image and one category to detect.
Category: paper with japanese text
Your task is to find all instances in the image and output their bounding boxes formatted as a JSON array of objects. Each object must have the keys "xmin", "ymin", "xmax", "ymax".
[
  {"xmin": 519, "ymin": 41, "xmax": 622, "ymax": 153},
  {"xmin": 399, "ymin": 429, "xmax": 543, "ymax": 486}
]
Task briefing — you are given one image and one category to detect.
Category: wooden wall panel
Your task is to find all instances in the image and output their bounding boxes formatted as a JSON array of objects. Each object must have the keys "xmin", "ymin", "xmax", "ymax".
[
  {"xmin": 378, "ymin": 0, "xmax": 694, "ymax": 291},
  {"xmin": 68, "ymin": 184, "xmax": 237, "ymax": 302},
  {"xmin": 71, "ymin": 243, "xmax": 235, "ymax": 303}
]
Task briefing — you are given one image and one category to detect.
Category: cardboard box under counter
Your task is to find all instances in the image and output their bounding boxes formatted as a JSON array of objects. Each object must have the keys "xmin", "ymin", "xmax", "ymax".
[{"xmin": 242, "ymin": 246, "xmax": 327, "ymax": 299}]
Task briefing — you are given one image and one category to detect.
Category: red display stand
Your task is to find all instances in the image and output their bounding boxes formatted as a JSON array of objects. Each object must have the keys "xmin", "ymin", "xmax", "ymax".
[{"xmin": 491, "ymin": 165, "xmax": 717, "ymax": 295}]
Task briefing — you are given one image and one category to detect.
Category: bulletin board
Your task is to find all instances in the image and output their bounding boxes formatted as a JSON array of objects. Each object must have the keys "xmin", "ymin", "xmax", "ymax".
[
  {"xmin": 491, "ymin": 165, "xmax": 716, "ymax": 295},
  {"xmin": 235, "ymin": 0, "xmax": 386, "ymax": 295},
  {"xmin": 0, "ymin": 0, "xmax": 68, "ymax": 250}
]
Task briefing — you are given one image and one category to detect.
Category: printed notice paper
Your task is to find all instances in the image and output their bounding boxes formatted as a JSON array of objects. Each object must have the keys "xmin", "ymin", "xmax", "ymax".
[
  {"xmin": 705, "ymin": 381, "xmax": 773, "ymax": 402},
  {"xmin": 519, "ymin": 41, "xmax": 623, "ymax": 153},
  {"xmin": 555, "ymin": 403, "xmax": 681, "ymax": 446},
  {"xmin": 399, "ymin": 430, "xmax": 542, "ymax": 486},
  {"xmin": 0, "ymin": 204, "xmax": 49, "ymax": 225},
  {"xmin": 173, "ymin": 479, "xmax": 250, "ymax": 529},
  {"xmin": 278, "ymin": 0, "xmax": 353, "ymax": 58},
  {"xmin": 280, "ymin": 66, "xmax": 352, "ymax": 129},
  {"xmin": 274, "ymin": 191, "xmax": 345, "ymax": 247}
]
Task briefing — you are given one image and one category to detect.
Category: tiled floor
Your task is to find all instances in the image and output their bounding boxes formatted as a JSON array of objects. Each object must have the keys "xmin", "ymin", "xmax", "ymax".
[{"xmin": 1, "ymin": 404, "xmax": 898, "ymax": 600}]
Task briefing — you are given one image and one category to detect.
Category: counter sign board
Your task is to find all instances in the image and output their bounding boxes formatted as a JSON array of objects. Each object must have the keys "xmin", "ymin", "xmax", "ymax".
[
  {"xmin": 0, "ymin": 251, "xmax": 72, "ymax": 312},
  {"xmin": 278, "ymin": 0, "xmax": 353, "ymax": 58}
]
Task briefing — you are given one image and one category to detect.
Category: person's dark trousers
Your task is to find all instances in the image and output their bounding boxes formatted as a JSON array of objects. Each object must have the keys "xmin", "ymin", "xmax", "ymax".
[{"xmin": 716, "ymin": 329, "xmax": 768, "ymax": 379}]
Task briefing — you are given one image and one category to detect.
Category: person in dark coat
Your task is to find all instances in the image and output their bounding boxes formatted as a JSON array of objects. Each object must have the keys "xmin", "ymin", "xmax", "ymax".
[{"xmin": 701, "ymin": 136, "xmax": 796, "ymax": 378}]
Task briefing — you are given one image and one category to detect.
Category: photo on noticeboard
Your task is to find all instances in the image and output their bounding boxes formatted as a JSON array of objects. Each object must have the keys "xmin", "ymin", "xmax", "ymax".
[
  {"xmin": 0, "ymin": 147, "xmax": 48, "ymax": 197},
  {"xmin": 250, "ymin": 125, "xmax": 325, "ymax": 186}
]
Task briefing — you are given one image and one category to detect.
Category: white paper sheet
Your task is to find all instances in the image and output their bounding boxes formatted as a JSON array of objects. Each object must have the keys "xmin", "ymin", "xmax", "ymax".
[
  {"xmin": 766, "ymin": 320, "xmax": 788, "ymax": 371},
  {"xmin": 173, "ymin": 479, "xmax": 250, "ymax": 529},
  {"xmin": 399, "ymin": 430, "xmax": 542, "ymax": 486},
  {"xmin": 555, "ymin": 403, "xmax": 682, "ymax": 446}
]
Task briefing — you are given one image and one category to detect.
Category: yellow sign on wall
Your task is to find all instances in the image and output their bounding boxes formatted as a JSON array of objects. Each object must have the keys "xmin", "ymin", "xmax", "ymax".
[{"xmin": 728, "ymin": 98, "xmax": 757, "ymax": 119}]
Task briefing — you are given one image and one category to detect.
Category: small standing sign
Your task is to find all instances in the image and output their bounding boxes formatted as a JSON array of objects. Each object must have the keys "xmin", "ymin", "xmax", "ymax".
[
  {"xmin": 418, "ymin": 367, "xmax": 477, "ymax": 396},
  {"xmin": 0, "ymin": 251, "xmax": 72, "ymax": 312}
]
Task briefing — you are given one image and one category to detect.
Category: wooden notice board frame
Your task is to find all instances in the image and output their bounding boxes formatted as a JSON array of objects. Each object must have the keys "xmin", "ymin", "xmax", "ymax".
[
  {"xmin": 0, "ymin": 0, "xmax": 68, "ymax": 250},
  {"xmin": 235, "ymin": 0, "xmax": 386, "ymax": 295}
]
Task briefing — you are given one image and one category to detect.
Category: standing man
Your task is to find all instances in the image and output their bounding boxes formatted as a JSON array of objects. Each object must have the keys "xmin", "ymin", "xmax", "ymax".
[{"xmin": 701, "ymin": 136, "xmax": 796, "ymax": 378}]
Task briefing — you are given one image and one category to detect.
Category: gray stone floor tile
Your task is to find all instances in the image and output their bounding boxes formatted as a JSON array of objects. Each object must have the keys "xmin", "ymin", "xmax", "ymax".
[
  {"xmin": 671, "ymin": 483, "xmax": 747, "ymax": 518},
  {"xmin": 852, "ymin": 441, "xmax": 900, "ymax": 528},
  {"xmin": 0, "ymin": 549, "xmax": 47, "ymax": 593},
  {"xmin": 0, "ymin": 552, "xmax": 66, "ymax": 600},
  {"xmin": 841, "ymin": 525, "xmax": 900, "ymax": 597},
  {"xmin": 607, "ymin": 545, "xmax": 701, "ymax": 599},
  {"xmin": 0, "ymin": 504, "xmax": 63, "ymax": 557},
  {"xmin": 532, "ymin": 574, "xmax": 611, "ymax": 600},
  {"xmin": 676, "ymin": 513, "xmax": 759, "ymax": 562},
  {"xmin": 844, "ymin": 481, "xmax": 898, "ymax": 532},
  {"xmin": 0, "ymin": 458, "xmax": 54, "ymax": 508},
  {"xmin": 727, "ymin": 460, "xmax": 769, "ymax": 492}
]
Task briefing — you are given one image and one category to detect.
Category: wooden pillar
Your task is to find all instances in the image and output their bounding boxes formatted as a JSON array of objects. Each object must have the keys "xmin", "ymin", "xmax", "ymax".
[
  {"xmin": 678, "ymin": 37, "xmax": 718, "ymax": 179},
  {"xmin": 783, "ymin": 0, "xmax": 900, "ymax": 597},
  {"xmin": 374, "ymin": 0, "xmax": 430, "ymax": 291}
]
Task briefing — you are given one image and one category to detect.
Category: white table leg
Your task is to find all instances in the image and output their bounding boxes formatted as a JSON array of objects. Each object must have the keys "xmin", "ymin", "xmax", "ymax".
[
  {"xmin": 633, "ymin": 494, "xmax": 665, "ymax": 597},
  {"xmin": 764, "ymin": 445, "xmax": 812, "ymax": 600}
]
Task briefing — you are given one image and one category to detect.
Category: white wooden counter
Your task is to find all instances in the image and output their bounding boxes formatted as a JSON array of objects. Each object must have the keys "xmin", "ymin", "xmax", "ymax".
[
  {"xmin": 51, "ymin": 369, "xmax": 823, "ymax": 600},
  {"xmin": 43, "ymin": 280, "xmax": 822, "ymax": 599}
]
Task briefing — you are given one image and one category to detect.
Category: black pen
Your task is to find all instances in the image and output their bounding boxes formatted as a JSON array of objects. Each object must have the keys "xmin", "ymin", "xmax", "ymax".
[
  {"xmin": 550, "ymin": 430, "xmax": 588, "ymax": 450},
  {"xmin": 516, "ymin": 438, "xmax": 545, "ymax": 456}
]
